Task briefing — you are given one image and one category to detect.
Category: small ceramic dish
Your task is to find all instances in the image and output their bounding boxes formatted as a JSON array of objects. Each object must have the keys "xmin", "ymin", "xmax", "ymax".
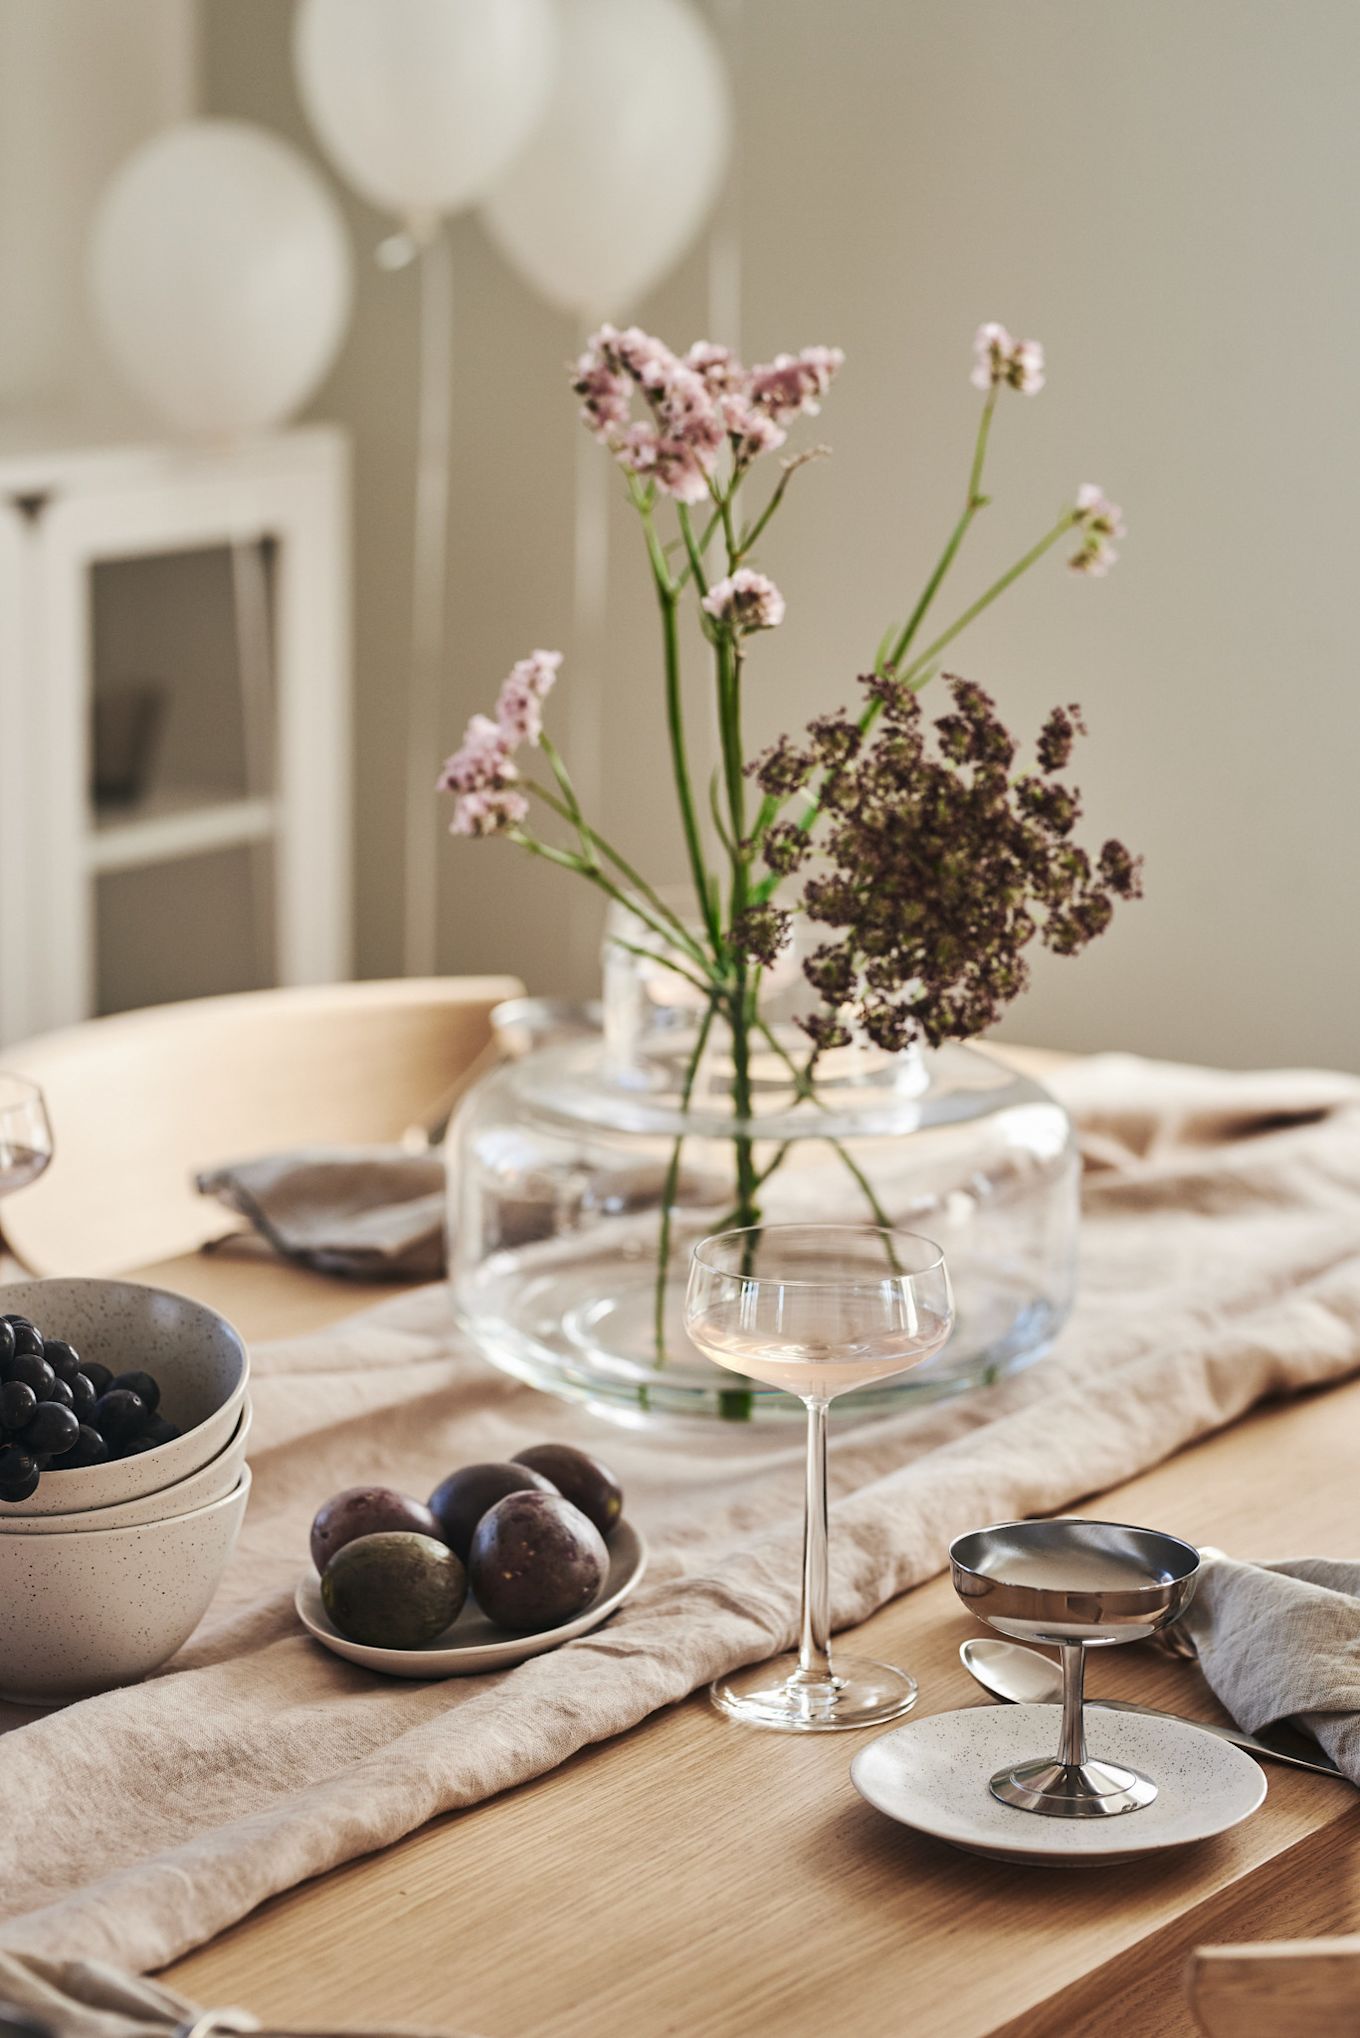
[
  {"xmin": 0, "ymin": 1399, "xmax": 252, "ymax": 1533},
  {"xmin": 850, "ymin": 1702, "xmax": 1266, "ymax": 1867},
  {"xmin": 0, "ymin": 1277, "xmax": 249, "ymax": 1514},
  {"xmin": 296, "ymin": 1517, "xmax": 649, "ymax": 1678},
  {"xmin": 0, "ymin": 1466, "xmax": 251, "ymax": 1704}
]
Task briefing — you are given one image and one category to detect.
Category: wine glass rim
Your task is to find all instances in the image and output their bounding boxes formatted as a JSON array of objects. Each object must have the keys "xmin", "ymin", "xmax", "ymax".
[
  {"xmin": 0, "ymin": 1071, "xmax": 43, "ymax": 1104},
  {"xmin": 690, "ymin": 1222, "xmax": 946, "ymax": 1287}
]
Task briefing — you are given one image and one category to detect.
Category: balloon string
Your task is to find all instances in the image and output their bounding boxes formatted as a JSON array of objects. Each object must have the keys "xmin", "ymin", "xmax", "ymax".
[
  {"xmin": 229, "ymin": 531, "xmax": 275, "ymax": 987},
  {"xmin": 570, "ymin": 315, "xmax": 609, "ymax": 957},
  {"xmin": 404, "ymin": 225, "xmax": 454, "ymax": 978},
  {"xmin": 707, "ymin": 0, "xmax": 743, "ymax": 353}
]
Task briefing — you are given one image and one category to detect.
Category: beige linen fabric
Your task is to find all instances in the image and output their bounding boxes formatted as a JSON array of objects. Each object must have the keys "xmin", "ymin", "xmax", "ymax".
[{"xmin": 2, "ymin": 1053, "xmax": 1359, "ymax": 1971}]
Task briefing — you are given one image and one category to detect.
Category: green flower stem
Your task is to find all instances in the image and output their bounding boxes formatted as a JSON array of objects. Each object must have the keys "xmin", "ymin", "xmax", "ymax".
[
  {"xmin": 749, "ymin": 506, "xmax": 1083, "ymax": 907},
  {"xmin": 528, "ymin": 747, "xmax": 709, "ymax": 969},
  {"xmin": 736, "ymin": 445, "xmax": 830, "ymax": 564},
  {"xmin": 660, "ymin": 581, "xmax": 722, "ymax": 953},
  {"xmin": 751, "ymin": 1015, "xmax": 900, "ymax": 1260},
  {"xmin": 606, "ymin": 936, "xmax": 718, "ymax": 1002},
  {"xmin": 652, "ymin": 995, "xmax": 719, "ymax": 1366},
  {"xmin": 673, "ymin": 505, "xmax": 723, "ymax": 592},
  {"xmin": 676, "ymin": 504, "xmax": 710, "ymax": 597},
  {"xmin": 896, "ymin": 510, "xmax": 1078, "ymax": 691},
  {"xmin": 883, "ymin": 386, "xmax": 999, "ymax": 676},
  {"xmin": 512, "ymin": 833, "xmax": 712, "ymax": 982}
]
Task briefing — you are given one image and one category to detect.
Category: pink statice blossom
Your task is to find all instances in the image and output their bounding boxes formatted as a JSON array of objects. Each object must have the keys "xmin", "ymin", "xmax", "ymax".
[
  {"xmin": 573, "ymin": 327, "xmax": 843, "ymax": 492},
  {"xmin": 495, "ymin": 648, "xmax": 561, "ymax": 747},
  {"xmin": 1074, "ymin": 484, "xmax": 1126, "ymax": 538},
  {"xmin": 684, "ymin": 341, "xmax": 745, "ymax": 394},
  {"xmin": 437, "ymin": 713, "xmax": 513, "ymax": 795},
  {"xmin": 1069, "ymin": 484, "xmax": 1125, "ymax": 575},
  {"xmin": 573, "ymin": 325, "xmax": 725, "ymax": 503},
  {"xmin": 702, "ymin": 569, "xmax": 786, "ymax": 632},
  {"xmin": 449, "ymin": 785, "xmax": 530, "ymax": 836},
  {"xmin": 971, "ymin": 322, "xmax": 1045, "ymax": 395},
  {"xmin": 748, "ymin": 346, "xmax": 845, "ymax": 422},
  {"xmin": 720, "ymin": 392, "xmax": 788, "ymax": 464}
]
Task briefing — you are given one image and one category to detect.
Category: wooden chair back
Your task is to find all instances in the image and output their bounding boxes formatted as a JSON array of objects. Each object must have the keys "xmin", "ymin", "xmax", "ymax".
[
  {"xmin": 0, "ymin": 976, "xmax": 522, "ymax": 1276},
  {"xmin": 1189, "ymin": 1938, "xmax": 1360, "ymax": 2036}
]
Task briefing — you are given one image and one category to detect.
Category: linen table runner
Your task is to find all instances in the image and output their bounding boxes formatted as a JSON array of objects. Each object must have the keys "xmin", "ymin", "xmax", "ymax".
[{"xmin": 2, "ymin": 1052, "xmax": 1359, "ymax": 1971}]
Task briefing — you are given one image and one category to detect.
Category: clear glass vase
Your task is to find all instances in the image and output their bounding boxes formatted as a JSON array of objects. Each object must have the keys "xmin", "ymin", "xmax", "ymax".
[{"xmin": 448, "ymin": 908, "xmax": 1079, "ymax": 1428}]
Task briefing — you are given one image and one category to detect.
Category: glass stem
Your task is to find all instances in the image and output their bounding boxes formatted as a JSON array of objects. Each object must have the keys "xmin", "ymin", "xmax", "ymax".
[
  {"xmin": 795, "ymin": 1397, "xmax": 833, "ymax": 1686},
  {"xmin": 1058, "ymin": 1642, "xmax": 1088, "ymax": 1767}
]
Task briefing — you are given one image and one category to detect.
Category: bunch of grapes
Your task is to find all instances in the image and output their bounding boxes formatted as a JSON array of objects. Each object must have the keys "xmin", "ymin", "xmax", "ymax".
[{"xmin": 0, "ymin": 1313, "xmax": 179, "ymax": 1503}]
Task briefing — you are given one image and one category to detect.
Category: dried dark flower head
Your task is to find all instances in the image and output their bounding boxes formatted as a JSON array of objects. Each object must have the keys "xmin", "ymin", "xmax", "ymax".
[
  {"xmin": 786, "ymin": 672, "xmax": 1140, "ymax": 1051},
  {"xmin": 761, "ymin": 820, "xmax": 812, "ymax": 877},
  {"xmin": 1036, "ymin": 702, "xmax": 1086, "ymax": 774},
  {"xmin": 731, "ymin": 903, "xmax": 793, "ymax": 969},
  {"xmin": 807, "ymin": 712, "xmax": 861, "ymax": 772},
  {"xmin": 750, "ymin": 736, "xmax": 815, "ymax": 800},
  {"xmin": 1099, "ymin": 838, "xmax": 1143, "ymax": 898}
]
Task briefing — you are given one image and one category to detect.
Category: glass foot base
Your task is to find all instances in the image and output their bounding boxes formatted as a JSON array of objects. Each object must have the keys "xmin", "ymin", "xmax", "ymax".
[
  {"xmin": 709, "ymin": 1654, "xmax": 919, "ymax": 1732},
  {"xmin": 990, "ymin": 1755, "xmax": 1158, "ymax": 1818}
]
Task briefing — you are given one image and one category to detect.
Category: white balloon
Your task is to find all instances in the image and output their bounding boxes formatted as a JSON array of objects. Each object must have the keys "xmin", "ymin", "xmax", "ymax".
[
  {"xmin": 481, "ymin": 0, "xmax": 731, "ymax": 319},
  {"xmin": 293, "ymin": 0, "xmax": 559, "ymax": 225},
  {"xmin": 88, "ymin": 119, "xmax": 352, "ymax": 439}
]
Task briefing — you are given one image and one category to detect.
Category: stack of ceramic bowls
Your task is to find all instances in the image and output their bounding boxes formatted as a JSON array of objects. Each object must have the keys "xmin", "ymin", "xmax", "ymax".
[{"xmin": 0, "ymin": 1276, "xmax": 251, "ymax": 1704}]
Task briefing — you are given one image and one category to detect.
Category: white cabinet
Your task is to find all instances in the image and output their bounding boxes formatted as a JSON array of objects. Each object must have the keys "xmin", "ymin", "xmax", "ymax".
[{"xmin": 0, "ymin": 426, "xmax": 352, "ymax": 1041}]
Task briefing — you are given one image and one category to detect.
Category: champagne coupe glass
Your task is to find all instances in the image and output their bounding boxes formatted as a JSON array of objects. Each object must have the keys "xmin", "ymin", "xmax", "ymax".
[
  {"xmin": 0, "ymin": 1075, "xmax": 52, "ymax": 1210},
  {"xmin": 685, "ymin": 1223, "xmax": 953, "ymax": 1731}
]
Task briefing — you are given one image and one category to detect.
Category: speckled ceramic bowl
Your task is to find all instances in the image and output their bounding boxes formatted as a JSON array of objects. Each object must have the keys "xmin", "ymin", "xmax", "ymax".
[
  {"xmin": 0, "ymin": 1278, "xmax": 249, "ymax": 1516},
  {"xmin": 0, "ymin": 1399, "xmax": 252, "ymax": 1534},
  {"xmin": 0, "ymin": 1466, "xmax": 250, "ymax": 1703}
]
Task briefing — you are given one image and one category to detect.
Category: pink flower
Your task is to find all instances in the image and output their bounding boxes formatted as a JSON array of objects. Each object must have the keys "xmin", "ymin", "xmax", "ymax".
[
  {"xmin": 495, "ymin": 648, "xmax": 561, "ymax": 747},
  {"xmin": 573, "ymin": 354, "xmax": 630, "ymax": 439},
  {"xmin": 574, "ymin": 328, "xmax": 843, "ymax": 489},
  {"xmin": 437, "ymin": 713, "xmax": 514, "ymax": 795},
  {"xmin": 971, "ymin": 321, "xmax": 1045, "ymax": 395},
  {"xmin": 449, "ymin": 786, "xmax": 530, "ymax": 837},
  {"xmin": 702, "ymin": 569, "xmax": 786, "ymax": 632},
  {"xmin": 1074, "ymin": 483, "xmax": 1126, "ymax": 538},
  {"xmin": 574, "ymin": 325, "xmax": 726, "ymax": 503},
  {"xmin": 684, "ymin": 341, "xmax": 745, "ymax": 394},
  {"xmin": 1069, "ymin": 484, "xmax": 1125, "ymax": 575},
  {"xmin": 720, "ymin": 392, "xmax": 788, "ymax": 464},
  {"xmin": 749, "ymin": 346, "xmax": 845, "ymax": 422}
]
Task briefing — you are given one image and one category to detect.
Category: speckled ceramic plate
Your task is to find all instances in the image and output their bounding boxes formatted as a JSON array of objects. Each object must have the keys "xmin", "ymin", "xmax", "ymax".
[
  {"xmin": 851, "ymin": 1703, "xmax": 1267, "ymax": 1866},
  {"xmin": 295, "ymin": 1518, "xmax": 648, "ymax": 1678}
]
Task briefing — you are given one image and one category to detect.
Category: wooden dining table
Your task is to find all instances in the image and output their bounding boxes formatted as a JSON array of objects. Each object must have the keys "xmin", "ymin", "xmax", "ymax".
[{"xmin": 101, "ymin": 1239, "xmax": 1357, "ymax": 2038}]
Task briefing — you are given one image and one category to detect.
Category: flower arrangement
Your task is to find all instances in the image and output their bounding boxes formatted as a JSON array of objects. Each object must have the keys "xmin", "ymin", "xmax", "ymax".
[{"xmin": 440, "ymin": 319, "xmax": 1140, "ymax": 1372}]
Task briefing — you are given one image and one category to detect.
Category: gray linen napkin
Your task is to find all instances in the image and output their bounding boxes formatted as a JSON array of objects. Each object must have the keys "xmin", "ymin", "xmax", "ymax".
[
  {"xmin": 0, "ymin": 1954, "xmax": 466, "ymax": 2038},
  {"xmin": 196, "ymin": 1149, "xmax": 722, "ymax": 1281},
  {"xmin": 1176, "ymin": 1552, "xmax": 1360, "ymax": 1780},
  {"xmin": 196, "ymin": 1150, "xmax": 446, "ymax": 1281}
]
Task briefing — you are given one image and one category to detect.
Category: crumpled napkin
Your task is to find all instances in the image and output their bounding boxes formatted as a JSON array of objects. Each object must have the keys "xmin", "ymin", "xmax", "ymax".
[
  {"xmin": 196, "ymin": 1149, "xmax": 446, "ymax": 1281},
  {"xmin": 196, "ymin": 1146, "xmax": 722, "ymax": 1282},
  {"xmin": 0, "ymin": 1953, "xmax": 466, "ymax": 2038},
  {"xmin": 1172, "ymin": 1552, "xmax": 1360, "ymax": 1782}
]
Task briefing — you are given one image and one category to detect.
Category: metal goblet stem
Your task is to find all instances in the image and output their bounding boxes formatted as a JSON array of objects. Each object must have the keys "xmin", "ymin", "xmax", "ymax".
[{"xmin": 988, "ymin": 1638, "xmax": 1158, "ymax": 1818}]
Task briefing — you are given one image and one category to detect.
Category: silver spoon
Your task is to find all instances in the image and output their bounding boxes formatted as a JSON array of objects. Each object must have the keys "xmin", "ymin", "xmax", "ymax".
[{"xmin": 960, "ymin": 1637, "xmax": 1346, "ymax": 1779}]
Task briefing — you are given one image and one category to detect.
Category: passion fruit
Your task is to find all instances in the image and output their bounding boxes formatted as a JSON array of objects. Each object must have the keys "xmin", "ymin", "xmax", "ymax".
[
  {"xmin": 469, "ymin": 1491, "xmax": 608, "ymax": 1632},
  {"xmin": 321, "ymin": 1531, "xmax": 466, "ymax": 1648}
]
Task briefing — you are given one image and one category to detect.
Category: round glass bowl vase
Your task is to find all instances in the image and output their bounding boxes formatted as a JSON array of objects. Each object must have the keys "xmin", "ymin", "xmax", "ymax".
[{"xmin": 448, "ymin": 925, "xmax": 1078, "ymax": 1430}]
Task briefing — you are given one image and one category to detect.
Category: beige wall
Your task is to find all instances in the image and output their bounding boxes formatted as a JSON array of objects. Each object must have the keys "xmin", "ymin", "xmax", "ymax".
[
  {"xmin": 0, "ymin": 0, "xmax": 196, "ymax": 429},
  {"xmin": 201, "ymin": 0, "xmax": 1360, "ymax": 1072}
]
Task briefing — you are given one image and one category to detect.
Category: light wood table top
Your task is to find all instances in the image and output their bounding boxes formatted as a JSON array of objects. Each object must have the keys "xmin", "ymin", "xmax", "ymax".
[{"xmin": 158, "ymin": 1257, "xmax": 1360, "ymax": 2038}]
